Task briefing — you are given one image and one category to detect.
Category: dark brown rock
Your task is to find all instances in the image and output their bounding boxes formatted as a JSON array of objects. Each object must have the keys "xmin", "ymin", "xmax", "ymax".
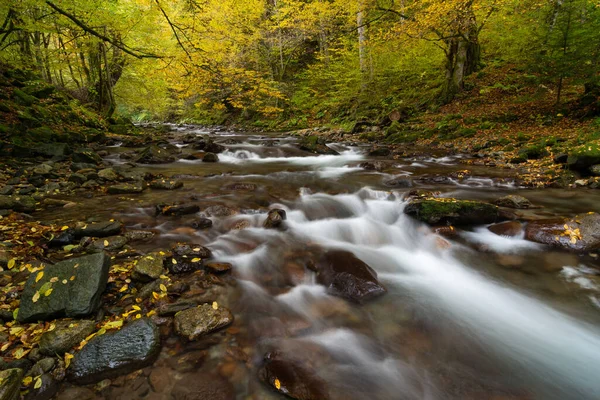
[
  {"xmin": 525, "ymin": 213, "xmax": 600, "ymax": 252},
  {"xmin": 488, "ymin": 221, "xmax": 523, "ymax": 237}
]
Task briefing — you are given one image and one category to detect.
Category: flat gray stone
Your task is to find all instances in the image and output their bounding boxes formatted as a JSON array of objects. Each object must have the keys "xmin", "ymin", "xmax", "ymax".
[
  {"xmin": 39, "ymin": 320, "xmax": 96, "ymax": 355},
  {"xmin": 18, "ymin": 253, "xmax": 110, "ymax": 323},
  {"xmin": 174, "ymin": 304, "xmax": 233, "ymax": 341}
]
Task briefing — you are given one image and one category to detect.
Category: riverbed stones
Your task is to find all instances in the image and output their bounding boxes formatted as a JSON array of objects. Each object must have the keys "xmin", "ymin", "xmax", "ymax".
[
  {"xmin": 18, "ymin": 252, "xmax": 110, "ymax": 322},
  {"xmin": 150, "ymin": 179, "xmax": 183, "ymax": 190},
  {"xmin": 205, "ymin": 262, "xmax": 232, "ymax": 273},
  {"xmin": 97, "ymin": 168, "xmax": 119, "ymax": 181},
  {"xmin": 0, "ymin": 195, "xmax": 36, "ymax": 212},
  {"xmin": 133, "ymin": 252, "xmax": 166, "ymax": 282},
  {"xmin": 186, "ymin": 218, "xmax": 213, "ymax": 230},
  {"xmin": 174, "ymin": 304, "xmax": 234, "ymax": 341},
  {"xmin": 68, "ymin": 318, "xmax": 160, "ymax": 385},
  {"xmin": 87, "ymin": 235, "xmax": 128, "ymax": 252},
  {"xmin": 171, "ymin": 372, "xmax": 235, "ymax": 400},
  {"xmin": 258, "ymin": 352, "xmax": 329, "ymax": 400},
  {"xmin": 0, "ymin": 368, "xmax": 23, "ymax": 400},
  {"xmin": 202, "ymin": 152, "xmax": 219, "ymax": 162},
  {"xmin": 73, "ymin": 220, "xmax": 122, "ymax": 238},
  {"xmin": 264, "ymin": 209, "xmax": 286, "ymax": 229},
  {"xmin": 493, "ymin": 195, "xmax": 534, "ymax": 209},
  {"xmin": 315, "ymin": 250, "xmax": 386, "ymax": 303},
  {"xmin": 156, "ymin": 203, "xmax": 200, "ymax": 216},
  {"xmin": 107, "ymin": 183, "xmax": 145, "ymax": 195},
  {"xmin": 404, "ymin": 199, "xmax": 500, "ymax": 226},
  {"xmin": 488, "ymin": 221, "xmax": 523, "ymax": 237},
  {"xmin": 135, "ymin": 145, "xmax": 176, "ymax": 164},
  {"xmin": 525, "ymin": 212, "xmax": 600, "ymax": 252},
  {"xmin": 167, "ymin": 244, "xmax": 211, "ymax": 274},
  {"xmin": 72, "ymin": 149, "xmax": 102, "ymax": 165},
  {"xmin": 39, "ymin": 320, "xmax": 96, "ymax": 355},
  {"xmin": 383, "ymin": 176, "xmax": 413, "ymax": 188}
]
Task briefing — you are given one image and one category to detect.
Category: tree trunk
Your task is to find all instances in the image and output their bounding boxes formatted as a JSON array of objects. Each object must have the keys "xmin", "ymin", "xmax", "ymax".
[
  {"xmin": 440, "ymin": 16, "xmax": 480, "ymax": 104},
  {"xmin": 357, "ymin": 0, "xmax": 367, "ymax": 81}
]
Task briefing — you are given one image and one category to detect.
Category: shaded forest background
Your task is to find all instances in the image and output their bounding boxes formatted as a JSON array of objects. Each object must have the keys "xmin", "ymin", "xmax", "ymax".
[{"xmin": 0, "ymin": 0, "xmax": 599, "ymax": 130}]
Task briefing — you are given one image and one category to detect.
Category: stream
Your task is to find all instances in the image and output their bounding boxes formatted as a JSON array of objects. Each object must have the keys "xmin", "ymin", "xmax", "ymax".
[{"xmin": 46, "ymin": 126, "xmax": 600, "ymax": 400}]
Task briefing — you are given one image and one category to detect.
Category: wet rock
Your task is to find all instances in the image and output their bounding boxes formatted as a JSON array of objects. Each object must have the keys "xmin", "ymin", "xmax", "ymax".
[
  {"xmin": 156, "ymin": 204, "xmax": 200, "ymax": 216},
  {"xmin": 383, "ymin": 176, "xmax": 413, "ymax": 188},
  {"xmin": 148, "ymin": 367, "xmax": 173, "ymax": 393},
  {"xmin": 68, "ymin": 173, "xmax": 87, "ymax": 184},
  {"xmin": 150, "ymin": 179, "xmax": 183, "ymax": 190},
  {"xmin": 264, "ymin": 209, "xmax": 286, "ymax": 229},
  {"xmin": 488, "ymin": 221, "xmax": 523, "ymax": 237},
  {"xmin": 359, "ymin": 161, "xmax": 387, "ymax": 171},
  {"xmin": 205, "ymin": 262, "xmax": 232, "ymax": 273},
  {"xmin": 33, "ymin": 163, "xmax": 54, "ymax": 176},
  {"xmin": 55, "ymin": 387, "xmax": 97, "ymax": 400},
  {"xmin": 298, "ymin": 135, "xmax": 338, "ymax": 155},
  {"xmin": 203, "ymin": 205, "xmax": 238, "ymax": 217},
  {"xmin": 0, "ymin": 368, "xmax": 24, "ymax": 400},
  {"xmin": 591, "ymin": 165, "xmax": 600, "ymax": 176},
  {"xmin": 405, "ymin": 199, "xmax": 500, "ymax": 226},
  {"xmin": 186, "ymin": 218, "xmax": 213, "ymax": 230},
  {"xmin": 132, "ymin": 253, "xmax": 165, "ymax": 282},
  {"xmin": 26, "ymin": 358, "xmax": 55, "ymax": 377},
  {"xmin": 174, "ymin": 304, "xmax": 233, "ymax": 341},
  {"xmin": 124, "ymin": 230, "xmax": 155, "ymax": 241},
  {"xmin": 0, "ymin": 195, "xmax": 37, "ymax": 212},
  {"xmin": 223, "ymin": 182, "xmax": 257, "ymax": 191},
  {"xmin": 18, "ymin": 252, "xmax": 110, "ymax": 322},
  {"xmin": 494, "ymin": 195, "xmax": 534, "ymax": 209},
  {"xmin": 74, "ymin": 220, "xmax": 123, "ymax": 238},
  {"xmin": 87, "ymin": 235, "xmax": 128, "ymax": 252},
  {"xmin": 0, "ymin": 185, "xmax": 13, "ymax": 195},
  {"xmin": 135, "ymin": 145, "xmax": 176, "ymax": 164},
  {"xmin": 525, "ymin": 212, "xmax": 600, "ymax": 252},
  {"xmin": 107, "ymin": 183, "xmax": 145, "ymax": 195},
  {"xmin": 16, "ymin": 184, "xmax": 36, "ymax": 195},
  {"xmin": 39, "ymin": 320, "xmax": 96, "ymax": 355},
  {"xmin": 315, "ymin": 250, "xmax": 386, "ymax": 303},
  {"xmin": 72, "ymin": 149, "xmax": 102, "ymax": 165},
  {"xmin": 567, "ymin": 147, "xmax": 600, "ymax": 171},
  {"xmin": 158, "ymin": 300, "xmax": 197, "ymax": 316},
  {"xmin": 202, "ymin": 152, "xmax": 219, "ymax": 162},
  {"xmin": 68, "ymin": 318, "xmax": 160, "ymax": 385},
  {"xmin": 71, "ymin": 163, "xmax": 96, "ymax": 172},
  {"xmin": 259, "ymin": 352, "xmax": 329, "ymax": 400},
  {"xmin": 553, "ymin": 153, "xmax": 568, "ymax": 164},
  {"xmin": 368, "ymin": 147, "xmax": 391, "ymax": 157},
  {"xmin": 98, "ymin": 168, "xmax": 119, "ymax": 181},
  {"xmin": 167, "ymin": 244, "xmax": 211, "ymax": 274},
  {"xmin": 25, "ymin": 374, "xmax": 60, "ymax": 400},
  {"xmin": 171, "ymin": 372, "xmax": 234, "ymax": 400}
]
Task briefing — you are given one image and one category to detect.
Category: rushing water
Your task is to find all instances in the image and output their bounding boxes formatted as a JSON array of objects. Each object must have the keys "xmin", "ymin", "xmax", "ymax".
[{"xmin": 45, "ymin": 127, "xmax": 600, "ymax": 399}]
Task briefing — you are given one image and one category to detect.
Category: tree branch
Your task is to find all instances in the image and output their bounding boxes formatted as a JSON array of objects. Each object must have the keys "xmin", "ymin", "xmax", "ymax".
[{"xmin": 45, "ymin": 1, "xmax": 161, "ymax": 59}]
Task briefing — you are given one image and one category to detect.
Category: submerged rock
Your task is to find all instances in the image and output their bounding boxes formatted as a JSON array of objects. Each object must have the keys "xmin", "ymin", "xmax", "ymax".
[
  {"xmin": 39, "ymin": 320, "xmax": 96, "ymax": 355},
  {"xmin": 259, "ymin": 352, "xmax": 329, "ymax": 400},
  {"xmin": 186, "ymin": 218, "xmax": 213, "ymax": 230},
  {"xmin": 68, "ymin": 318, "xmax": 160, "ymax": 384},
  {"xmin": 171, "ymin": 372, "xmax": 235, "ymax": 400},
  {"xmin": 107, "ymin": 183, "xmax": 145, "ymax": 195},
  {"xmin": 132, "ymin": 252, "xmax": 165, "ymax": 282},
  {"xmin": 150, "ymin": 179, "xmax": 183, "ymax": 190},
  {"xmin": 135, "ymin": 145, "xmax": 176, "ymax": 164},
  {"xmin": 404, "ymin": 199, "xmax": 500, "ymax": 226},
  {"xmin": 264, "ymin": 209, "xmax": 287, "ymax": 229},
  {"xmin": 73, "ymin": 220, "xmax": 123, "ymax": 238},
  {"xmin": 488, "ymin": 221, "xmax": 523, "ymax": 237},
  {"xmin": 0, "ymin": 368, "xmax": 24, "ymax": 400},
  {"xmin": 525, "ymin": 212, "xmax": 600, "ymax": 252},
  {"xmin": 18, "ymin": 252, "xmax": 110, "ymax": 322},
  {"xmin": 315, "ymin": 250, "xmax": 386, "ymax": 303},
  {"xmin": 174, "ymin": 304, "xmax": 233, "ymax": 341},
  {"xmin": 383, "ymin": 176, "xmax": 413, "ymax": 188},
  {"xmin": 494, "ymin": 195, "xmax": 534, "ymax": 209}
]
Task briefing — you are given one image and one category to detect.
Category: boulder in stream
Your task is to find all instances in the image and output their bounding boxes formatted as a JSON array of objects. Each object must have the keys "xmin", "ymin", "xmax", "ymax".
[
  {"xmin": 150, "ymin": 179, "xmax": 183, "ymax": 190},
  {"xmin": 525, "ymin": 212, "xmax": 600, "ymax": 252},
  {"xmin": 107, "ymin": 183, "xmax": 145, "ymax": 195},
  {"xmin": 404, "ymin": 198, "xmax": 500, "ymax": 226},
  {"xmin": 18, "ymin": 252, "xmax": 110, "ymax": 322},
  {"xmin": 73, "ymin": 220, "xmax": 123, "ymax": 238},
  {"xmin": 202, "ymin": 152, "xmax": 219, "ymax": 162},
  {"xmin": 133, "ymin": 252, "xmax": 166, "ymax": 282},
  {"xmin": 0, "ymin": 368, "xmax": 24, "ymax": 400},
  {"xmin": 134, "ymin": 145, "xmax": 176, "ymax": 164},
  {"xmin": 493, "ymin": 195, "xmax": 534, "ymax": 209},
  {"xmin": 264, "ymin": 209, "xmax": 287, "ymax": 229},
  {"xmin": 258, "ymin": 351, "xmax": 329, "ymax": 400},
  {"xmin": 174, "ymin": 303, "xmax": 233, "ymax": 341},
  {"xmin": 68, "ymin": 318, "xmax": 160, "ymax": 384},
  {"xmin": 315, "ymin": 250, "xmax": 386, "ymax": 303}
]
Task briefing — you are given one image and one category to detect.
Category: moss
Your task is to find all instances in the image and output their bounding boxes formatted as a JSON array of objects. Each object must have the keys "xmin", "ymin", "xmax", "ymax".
[
  {"xmin": 404, "ymin": 199, "xmax": 499, "ymax": 225},
  {"xmin": 567, "ymin": 142, "xmax": 600, "ymax": 171},
  {"xmin": 13, "ymin": 89, "xmax": 37, "ymax": 106}
]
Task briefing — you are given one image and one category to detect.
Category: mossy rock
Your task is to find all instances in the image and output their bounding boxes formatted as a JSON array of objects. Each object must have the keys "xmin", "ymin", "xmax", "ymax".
[
  {"xmin": 23, "ymin": 82, "xmax": 55, "ymax": 99},
  {"xmin": 27, "ymin": 126, "xmax": 56, "ymax": 142},
  {"xmin": 12, "ymin": 89, "xmax": 37, "ymax": 106},
  {"xmin": 404, "ymin": 198, "xmax": 500, "ymax": 225},
  {"xmin": 108, "ymin": 124, "xmax": 130, "ymax": 135},
  {"xmin": 567, "ymin": 143, "xmax": 600, "ymax": 171},
  {"xmin": 17, "ymin": 110, "xmax": 41, "ymax": 128},
  {"xmin": 518, "ymin": 143, "xmax": 548, "ymax": 160}
]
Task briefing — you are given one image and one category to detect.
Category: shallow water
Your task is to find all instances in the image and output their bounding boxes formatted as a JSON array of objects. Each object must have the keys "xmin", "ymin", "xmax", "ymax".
[{"xmin": 44, "ymin": 128, "xmax": 600, "ymax": 399}]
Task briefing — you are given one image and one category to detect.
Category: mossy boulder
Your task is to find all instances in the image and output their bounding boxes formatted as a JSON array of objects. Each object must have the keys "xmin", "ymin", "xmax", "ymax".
[
  {"xmin": 567, "ymin": 143, "xmax": 600, "ymax": 172},
  {"xmin": 23, "ymin": 83, "xmax": 55, "ymax": 99},
  {"xmin": 518, "ymin": 143, "xmax": 548, "ymax": 160},
  {"xmin": 298, "ymin": 135, "xmax": 338, "ymax": 155},
  {"xmin": 404, "ymin": 198, "xmax": 500, "ymax": 225},
  {"xmin": 12, "ymin": 89, "xmax": 37, "ymax": 106}
]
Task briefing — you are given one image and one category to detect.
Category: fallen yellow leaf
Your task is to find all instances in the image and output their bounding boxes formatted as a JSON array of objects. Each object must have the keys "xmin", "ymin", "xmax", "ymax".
[
  {"xmin": 32, "ymin": 291, "xmax": 40, "ymax": 303},
  {"xmin": 212, "ymin": 301, "xmax": 218, "ymax": 310},
  {"xmin": 35, "ymin": 271, "xmax": 44, "ymax": 283},
  {"xmin": 274, "ymin": 378, "xmax": 281, "ymax": 390},
  {"xmin": 34, "ymin": 376, "xmax": 42, "ymax": 389}
]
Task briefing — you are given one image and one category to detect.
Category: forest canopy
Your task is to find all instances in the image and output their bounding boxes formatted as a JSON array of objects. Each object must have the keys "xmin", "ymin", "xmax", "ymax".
[{"xmin": 1, "ymin": 0, "xmax": 599, "ymax": 126}]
